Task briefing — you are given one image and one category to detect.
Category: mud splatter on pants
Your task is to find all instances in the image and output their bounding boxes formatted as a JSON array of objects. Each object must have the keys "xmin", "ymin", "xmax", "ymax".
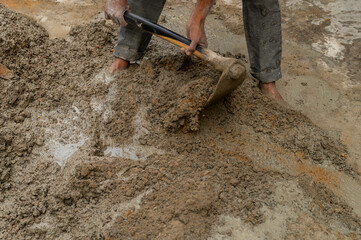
[{"xmin": 113, "ymin": 0, "xmax": 282, "ymax": 83}]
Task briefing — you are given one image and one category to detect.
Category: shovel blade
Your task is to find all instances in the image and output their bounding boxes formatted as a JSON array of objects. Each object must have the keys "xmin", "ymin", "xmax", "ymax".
[{"xmin": 206, "ymin": 61, "xmax": 247, "ymax": 106}]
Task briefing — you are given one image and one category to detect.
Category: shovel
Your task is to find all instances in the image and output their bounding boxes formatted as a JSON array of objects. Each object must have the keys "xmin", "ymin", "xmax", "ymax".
[{"xmin": 123, "ymin": 11, "xmax": 247, "ymax": 106}]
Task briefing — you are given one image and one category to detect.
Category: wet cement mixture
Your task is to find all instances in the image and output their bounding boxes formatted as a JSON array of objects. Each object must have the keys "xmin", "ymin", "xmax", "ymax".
[{"xmin": 1, "ymin": 1, "xmax": 361, "ymax": 240}]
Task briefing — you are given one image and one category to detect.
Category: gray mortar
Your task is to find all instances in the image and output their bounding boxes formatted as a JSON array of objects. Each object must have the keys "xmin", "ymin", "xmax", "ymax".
[{"xmin": 0, "ymin": 3, "xmax": 360, "ymax": 240}]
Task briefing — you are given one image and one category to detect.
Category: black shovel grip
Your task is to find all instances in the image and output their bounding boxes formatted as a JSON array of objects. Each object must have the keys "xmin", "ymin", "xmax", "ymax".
[{"xmin": 123, "ymin": 11, "xmax": 203, "ymax": 53}]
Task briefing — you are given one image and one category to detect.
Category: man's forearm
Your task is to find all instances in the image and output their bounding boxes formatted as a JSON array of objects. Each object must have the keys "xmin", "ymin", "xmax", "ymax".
[{"xmin": 191, "ymin": 0, "xmax": 215, "ymax": 23}]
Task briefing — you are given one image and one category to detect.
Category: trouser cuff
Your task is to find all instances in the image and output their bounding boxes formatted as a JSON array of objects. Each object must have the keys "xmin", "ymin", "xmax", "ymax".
[
  {"xmin": 113, "ymin": 45, "xmax": 145, "ymax": 62},
  {"xmin": 251, "ymin": 68, "xmax": 282, "ymax": 83}
]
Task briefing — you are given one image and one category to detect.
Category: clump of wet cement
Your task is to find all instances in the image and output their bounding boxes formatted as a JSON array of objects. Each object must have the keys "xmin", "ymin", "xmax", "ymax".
[
  {"xmin": 142, "ymin": 53, "xmax": 219, "ymax": 131},
  {"xmin": 0, "ymin": 4, "xmax": 48, "ymax": 57},
  {"xmin": 0, "ymin": 3, "xmax": 118, "ymax": 189},
  {"xmin": 1, "ymin": 5, "xmax": 360, "ymax": 240},
  {"xmin": 224, "ymin": 81, "xmax": 354, "ymax": 174}
]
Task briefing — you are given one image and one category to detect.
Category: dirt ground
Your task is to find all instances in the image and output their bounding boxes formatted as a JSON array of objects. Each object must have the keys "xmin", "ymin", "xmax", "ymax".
[{"xmin": 1, "ymin": 0, "xmax": 361, "ymax": 239}]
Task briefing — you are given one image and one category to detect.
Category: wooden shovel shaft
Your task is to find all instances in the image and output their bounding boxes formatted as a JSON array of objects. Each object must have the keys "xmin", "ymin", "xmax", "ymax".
[{"xmin": 123, "ymin": 11, "xmax": 204, "ymax": 59}]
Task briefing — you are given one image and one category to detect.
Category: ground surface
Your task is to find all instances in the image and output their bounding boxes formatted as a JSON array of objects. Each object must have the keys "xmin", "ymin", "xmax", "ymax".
[{"xmin": 0, "ymin": 0, "xmax": 361, "ymax": 239}]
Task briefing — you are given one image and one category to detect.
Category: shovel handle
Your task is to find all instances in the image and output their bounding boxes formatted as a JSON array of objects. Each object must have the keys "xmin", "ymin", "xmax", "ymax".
[{"xmin": 123, "ymin": 11, "xmax": 204, "ymax": 59}]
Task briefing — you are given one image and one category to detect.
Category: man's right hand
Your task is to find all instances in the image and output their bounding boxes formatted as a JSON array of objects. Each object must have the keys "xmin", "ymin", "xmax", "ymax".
[{"xmin": 105, "ymin": 0, "xmax": 129, "ymax": 27}]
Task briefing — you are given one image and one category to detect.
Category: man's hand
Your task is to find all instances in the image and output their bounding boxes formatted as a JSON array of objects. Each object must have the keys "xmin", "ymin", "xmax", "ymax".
[
  {"xmin": 181, "ymin": 18, "xmax": 208, "ymax": 56},
  {"xmin": 105, "ymin": 0, "xmax": 129, "ymax": 27},
  {"xmin": 181, "ymin": 0, "xmax": 214, "ymax": 56}
]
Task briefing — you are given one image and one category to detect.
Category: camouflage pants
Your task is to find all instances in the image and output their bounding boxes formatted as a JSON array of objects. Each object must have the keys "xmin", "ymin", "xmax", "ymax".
[{"xmin": 114, "ymin": 0, "xmax": 282, "ymax": 83}]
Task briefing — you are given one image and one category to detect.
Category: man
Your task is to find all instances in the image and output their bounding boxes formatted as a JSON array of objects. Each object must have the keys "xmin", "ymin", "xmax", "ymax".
[{"xmin": 105, "ymin": 0, "xmax": 283, "ymax": 100}]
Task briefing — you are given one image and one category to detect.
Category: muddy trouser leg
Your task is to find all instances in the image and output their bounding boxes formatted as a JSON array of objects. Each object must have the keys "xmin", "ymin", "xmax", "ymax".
[
  {"xmin": 113, "ymin": 0, "xmax": 167, "ymax": 61},
  {"xmin": 242, "ymin": 0, "xmax": 282, "ymax": 83}
]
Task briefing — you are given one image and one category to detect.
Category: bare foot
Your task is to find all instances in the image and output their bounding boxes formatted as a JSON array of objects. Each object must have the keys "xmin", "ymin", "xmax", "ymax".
[
  {"xmin": 259, "ymin": 82, "xmax": 284, "ymax": 101},
  {"xmin": 109, "ymin": 57, "xmax": 129, "ymax": 74}
]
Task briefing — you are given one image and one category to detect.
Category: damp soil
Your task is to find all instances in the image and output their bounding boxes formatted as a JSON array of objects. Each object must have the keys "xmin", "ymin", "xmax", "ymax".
[{"xmin": 1, "ymin": 4, "xmax": 361, "ymax": 239}]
